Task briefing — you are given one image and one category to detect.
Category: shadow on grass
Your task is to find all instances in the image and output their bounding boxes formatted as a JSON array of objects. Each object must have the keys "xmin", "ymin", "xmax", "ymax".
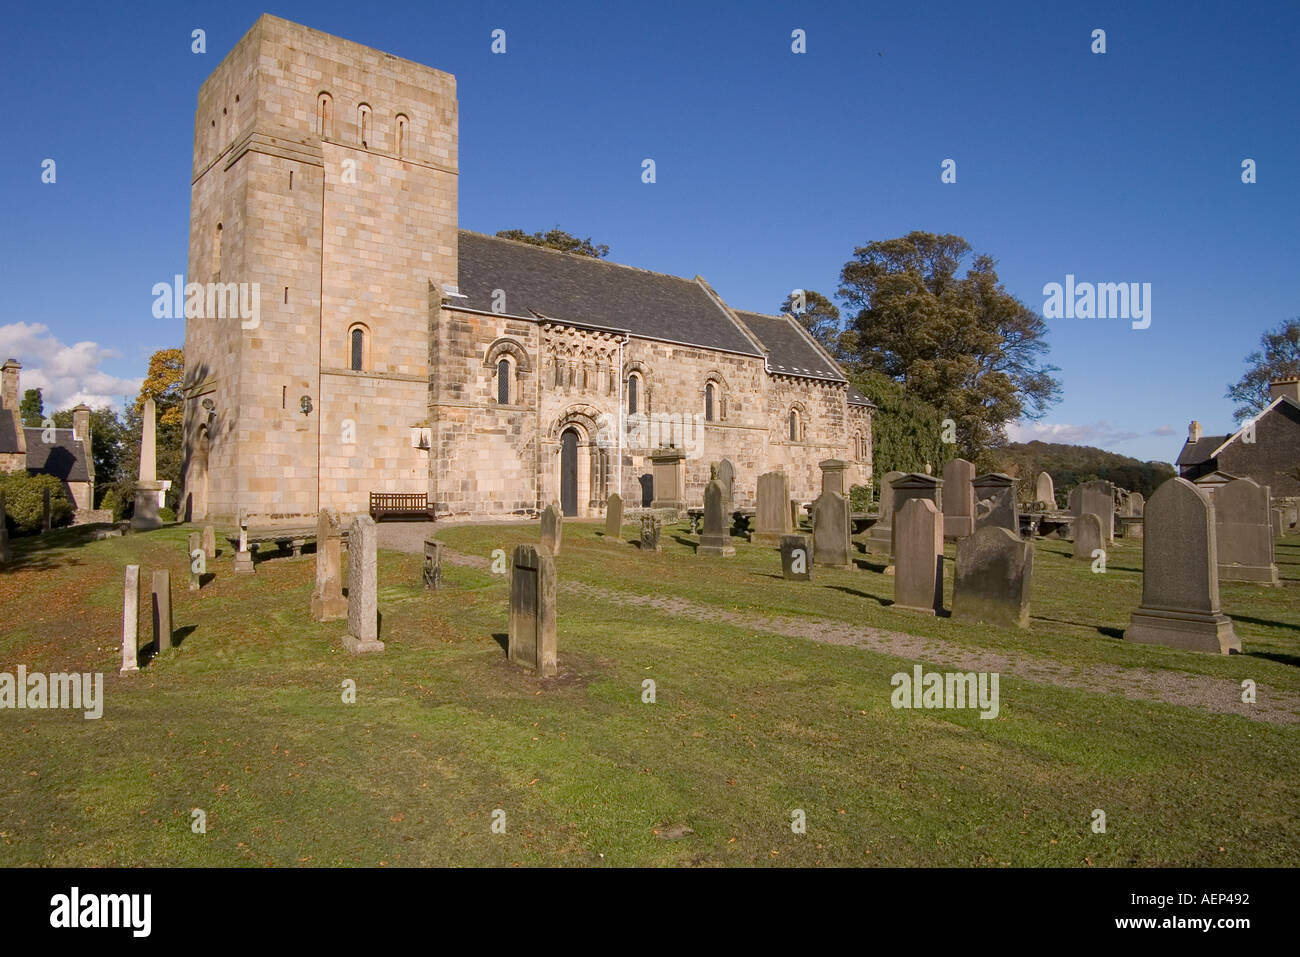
[
  {"xmin": 1231, "ymin": 613, "xmax": 1300, "ymax": 632},
  {"xmin": 492, "ymin": 632, "xmax": 508, "ymax": 652},
  {"xmin": 853, "ymin": 556, "xmax": 888, "ymax": 573},
  {"xmin": 1247, "ymin": 650, "xmax": 1300, "ymax": 668},
  {"xmin": 1031, "ymin": 615, "xmax": 1125, "ymax": 640},
  {"xmin": 827, "ymin": 585, "xmax": 890, "ymax": 607},
  {"xmin": 173, "ymin": 624, "xmax": 198, "ymax": 648}
]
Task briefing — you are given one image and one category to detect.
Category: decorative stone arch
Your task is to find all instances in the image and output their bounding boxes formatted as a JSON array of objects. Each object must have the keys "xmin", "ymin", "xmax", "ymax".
[
  {"xmin": 484, "ymin": 337, "xmax": 531, "ymax": 405},
  {"xmin": 701, "ymin": 369, "xmax": 730, "ymax": 423},
  {"xmin": 546, "ymin": 405, "xmax": 611, "ymax": 517},
  {"xmin": 852, "ymin": 430, "xmax": 865, "ymax": 461},
  {"xmin": 622, "ymin": 360, "xmax": 654, "ymax": 415},
  {"xmin": 787, "ymin": 401, "xmax": 809, "ymax": 443}
]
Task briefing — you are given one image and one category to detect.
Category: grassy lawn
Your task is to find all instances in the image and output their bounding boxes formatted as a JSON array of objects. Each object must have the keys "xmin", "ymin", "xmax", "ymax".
[{"xmin": 0, "ymin": 518, "xmax": 1297, "ymax": 867}]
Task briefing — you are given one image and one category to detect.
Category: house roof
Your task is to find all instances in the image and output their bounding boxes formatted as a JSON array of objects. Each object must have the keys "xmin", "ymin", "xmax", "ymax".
[
  {"xmin": 1208, "ymin": 394, "xmax": 1300, "ymax": 460},
  {"xmin": 847, "ymin": 385, "xmax": 875, "ymax": 408},
  {"xmin": 732, "ymin": 310, "xmax": 847, "ymax": 383},
  {"xmin": 0, "ymin": 410, "xmax": 23, "ymax": 455},
  {"xmin": 1176, "ymin": 435, "xmax": 1228, "ymax": 467},
  {"xmin": 453, "ymin": 231, "xmax": 764, "ymax": 357},
  {"xmin": 23, "ymin": 428, "xmax": 90, "ymax": 483}
]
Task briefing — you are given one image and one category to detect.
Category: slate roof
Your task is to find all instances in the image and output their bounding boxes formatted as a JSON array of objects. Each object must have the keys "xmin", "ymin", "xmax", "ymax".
[
  {"xmin": 1176, "ymin": 435, "xmax": 1228, "ymax": 467},
  {"xmin": 0, "ymin": 410, "xmax": 23, "ymax": 455},
  {"xmin": 24, "ymin": 428, "xmax": 90, "ymax": 482},
  {"xmin": 732, "ymin": 310, "xmax": 846, "ymax": 383},
  {"xmin": 453, "ymin": 231, "xmax": 763, "ymax": 357},
  {"xmin": 847, "ymin": 385, "xmax": 875, "ymax": 408}
]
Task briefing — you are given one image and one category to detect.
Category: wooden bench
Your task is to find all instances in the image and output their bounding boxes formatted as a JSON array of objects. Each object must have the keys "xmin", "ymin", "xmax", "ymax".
[{"xmin": 369, "ymin": 492, "xmax": 437, "ymax": 522}]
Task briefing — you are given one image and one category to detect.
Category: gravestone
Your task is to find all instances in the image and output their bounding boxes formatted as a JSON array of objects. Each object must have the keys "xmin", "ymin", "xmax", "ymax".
[
  {"xmin": 202, "ymin": 524, "xmax": 216, "ymax": 559},
  {"xmin": 605, "ymin": 492, "xmax": 624, "ymax": 538},
  {"xmin": 540, "ymin": 503, "xmax": 563, "ymax": 556},
  {"xmin": 1273, "ymin": 508, "xmax": 1285, "ymax": 540},
  {"xmin": 1215, "ymin": 478, "xmax": 1278, "ymax": 584},
  {"xmin": 343, "ymin": 515, "xmax": 384, "ymax": 654},
  {"xmin": 508, "ymin": 543, "xmax": 557, "ymax": 677},
  {"xmin": 649, "ymin": 448, "xmax": 686, "ymax": 512},
  {"xmin": 753, "ymin": 471, "xmax": 792, "ymax": 545},
  {"xmin": 791, "ymin": 499, "xmax": 802, "ymax": 529},
  {"xmin": 1034, "ymin": 471, "xmax": 1056, "ymax": 509},
  {"xmin": 942, "ymin": 459, "xmax": 976, "ymax": 539},
  {"xmin": 1070, "ymin": 479, "xmax": 1114, "ymax": 542},
  {"xmin": 152, "ymin": 570, "xmax": 173, "ymax": 653},
  {"xmin": 42, "ymin": 487, "xmax": 51, "ymax": 534},
  {"xmin": 0, "ymin": 491, "xmax": 11, "ymax": 563},
  {"xmin": 1193, "ymin": 471, "xmax": 1239, "ymax": 499},
  {"xmin": 640, "ymin": 513, "xmax": 662, "ymax": 552},
  {"xmin": 121, "ymin": 564, "xmax": 140, "ymax": 674},
  {"xmin": 697, "ymin": 480, "xmax": 736, "ymax": 557},
  {"xmin": 812, "ymin": 490, "xmax": 852, "ymax": 567},
  {"xmin": 819, "ymin": 459, "xmax": 848, "ymax": 498},
  {"xmin": 1286, "ymin": 504, "xmax": 1298, "ymax": 529},
  {"xmin": 233, "ymin": 517, "xmax": 254, "ymax": 574},
  {"xmin": 780, "ymin": 534, "xmax": 813, "ymax": 581},
  {"xmin": 952, "ymin": 527, "xmax": 1033, "ymax": 629},
  {"xmin": 716, "ymin": 458, "xmax": 736, "ymax": 517},
  {"xmin": 1073, "ymin": 512, "xmax": 1104, "ymax": 561},
  {"xmin": 892, "ymin": 473, "xmax": 943, "ymax": 555},
  {"xmin": 972, "ymin": 473, "xmax": 1018, "ymax": 532},
  {"xmin": 866, "ymin": 470, "xmax": 906, "ymax": 553},
  {"xmin": 187, "ymin": 532, "xmax": 202, "ymax": 590},
  {"xmin": 1127, "ymin": 491, "xmax": 1144, "ymax": 517},
  {"xmin": 894, "ymin": 498, "xmax": 943, "ymax": 615},
  {"xmin": 423, "ymin": 538, "xmax": 443, "ymax": 589},
  {"xmin": 1125, "ymin": 477, "xmax": 1240, "ymax": 653},
  {"xmin": 311, "ymin": 508, "xmax": 347, "ymax": 620},
  {"xmin": 130, "ymin": 396, "xmax": 163, "ymax": 531}
]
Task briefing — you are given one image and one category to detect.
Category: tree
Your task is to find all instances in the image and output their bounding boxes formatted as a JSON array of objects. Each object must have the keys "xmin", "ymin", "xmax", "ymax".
[
  {"xmin": 1226, "ymin": 317, "xmax": 1300, "ymax": 422},
  {"xmin": 495, "ymin": 228, "xmax": 609, "ymax": 259},
  {"xmin": 837, "ymin": 231, "xmax": 1061, "ymax": 459},
  {"xmin": 19, "ymin": 388, "xmax": 43, "ymax": 427},
  {"xmin": 113, "ymin": 348, "xmax": 185, "ymax": 513},
  {"xmin": 135, "ymin": 348, "xmax": 185, "ymax": 426},
  {"xmin": 779, "ymin": 289, "xmax": 842, "ymax": 355},
  {"xmin": 852, "ymin": 369, "xmax": 948, "ymax": 501}
]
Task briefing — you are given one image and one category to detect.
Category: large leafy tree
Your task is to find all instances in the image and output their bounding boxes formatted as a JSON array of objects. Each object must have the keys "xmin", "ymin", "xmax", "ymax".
[
  {"xmin": 495, "ymin": 228, "xmax": 609, "ymax": 259},
  {"xmin": 837, "ymin": 231, "xmax": 1060, "ymax": 459},
  {"xmin": 1226, "ymin": 317, "xmax": 1300, "ymax": 422},
  {"xmin": 113, "ymin": 348, "xmax": 185, "ymax": 512},
  {"xmin": 779, "ymin": 289, "xmax": 842, "ymax": 355},
  {"xmin": 19, "ymin": 388, "xmax": 43, "ymax": 427}
]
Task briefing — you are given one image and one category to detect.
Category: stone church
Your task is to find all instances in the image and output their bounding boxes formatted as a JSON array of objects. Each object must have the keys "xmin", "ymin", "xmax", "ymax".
[{"xmin": 182, "ymin": 15, "xmax": 873, "ymax": 523}]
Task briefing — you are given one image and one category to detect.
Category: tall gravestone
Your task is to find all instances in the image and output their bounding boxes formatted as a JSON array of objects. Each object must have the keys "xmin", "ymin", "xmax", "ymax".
[
  {"xmin": 541, "ymin": 503, "xmax": 563, "ymax": 556},
  {"xmin": 0, "ymin": 491, "xmax": 11, "ymax": 563},
  {"xmin": 1125, "ymin": 478, "xmax": 1240, "ymax": 654},
  {"xmin": 1034, "ymin": 472, "xmax": 1055, "ymax": 509},
  {"xmin": 1070, "ymin": 479, "xmax": 1114, "ymax": 542},
  {"xmin": 508, "ymin": 543, "xmax": 557, "ymax": 677},
  {"xmin": 312, "ymin": 508, "xmax": 347, "ymax": 620},
  {"xmin": 130, "ymin": 397, "xmax": 163, "ymax": 531},
  {"xmin": 202, "ymin": 524, "xmax": 216, "ymax": 559},
  {"xmin": 942, "ymin": 459, "xmax": 976, "ymax": 539},
  {"xmin": 1215, "ymin": 478, "xmax": 1278, "ymax": 584},
  {"xmin": 866, "ymin": 470, "xmax": 905, "ymax": 554},
  {"xmin": 780, "ymin": 534, "xmax": 813, "ymax": 581},
  {"xmin": 152, "ymin": 570, "xmax": 173, "ymax": 653},
  {"xmin": 604, "ymin": 492, "xmax": 624, "ymax": 538},
  {"xmin": 423, "ymin": 538, "xmax": 443, "ymax": 589},
  {"xmin": 894, "ymin": 499, "xmax": 943, "ymax": 615},
  {"xmin": 753, "ymin": 471, "xmax": 792, "ymax": 545},
  {"xmin": 972, "ymin": 473, "xmax": 1018, "ymax": 532},
  {"xmin": 819, "ymin": 459, "xmax": 848, "ymax": 498},
  {"xmin": 343, "ymin": 515, "xmax": 384, "ymax": 654},
  {"xmin": 649, "ymin": 449, "xmax": 686, "ymax": 513},
  {"xmin": 1073, "ymin": 512, "xmax": 1104, "ymax": 561},
  {"xmin": 952, "ymin": 527, "xmax": 1033, "ymax": 629},
  {"xmin": 233, "ymin": 513, "xmax": 255, "ymax": 574},
  {"xmin": 891, "ymin": 473, "xmax": 943, "ymax": 558},
  {"xmin": 812, "ymin": 490, "xmax": 851, "ymax": 567},
  {"xmin": 640, "ymin": 513, "xmax": 662, "ymax": 552},
  {"xmin": 1272, "ymin": 508, "xmax": 1285, "ymax": 540},
  {"xmin": 121, "ymin": 564, "xmax": 140, "ymax": 674},
  {"xmin": 716, "ymin": 458, "xmax": 736, "ymax": 516},
  {"xmin": 187, "ymin": 532, "xmax": 202, "ymax": 590},
  {"xmin": 697, "ymin": 480, "xmax": 736, "ymax": 557}
]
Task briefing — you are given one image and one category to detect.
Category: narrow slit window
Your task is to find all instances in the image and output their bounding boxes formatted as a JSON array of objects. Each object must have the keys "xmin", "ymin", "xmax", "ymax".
[{"xmin": 350, "ymin": 328, "xmax": 365, "ymax": 371}]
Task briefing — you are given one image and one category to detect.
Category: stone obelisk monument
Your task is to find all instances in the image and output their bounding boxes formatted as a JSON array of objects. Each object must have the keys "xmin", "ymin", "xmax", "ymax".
[{"xmin": 130, "ymin": 397, "xmax": 163, "ymax": 531}]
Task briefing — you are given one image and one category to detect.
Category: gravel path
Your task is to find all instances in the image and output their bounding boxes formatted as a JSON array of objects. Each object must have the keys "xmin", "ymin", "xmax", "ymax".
[{"xmin": 382, "ymin": 532, "xmax": 1300, "ymax": 727}]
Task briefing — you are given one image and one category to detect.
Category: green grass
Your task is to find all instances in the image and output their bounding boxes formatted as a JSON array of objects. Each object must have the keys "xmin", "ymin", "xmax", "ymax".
[{"xmin": 0, "ymin": 519, "xmax": 1297, "ymax": 867}]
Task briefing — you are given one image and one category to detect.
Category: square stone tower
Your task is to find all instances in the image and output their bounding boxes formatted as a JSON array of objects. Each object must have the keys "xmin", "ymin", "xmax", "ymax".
[{"xmin": 182, "ymin": 14, "xmax": 457, "ymax": 521}]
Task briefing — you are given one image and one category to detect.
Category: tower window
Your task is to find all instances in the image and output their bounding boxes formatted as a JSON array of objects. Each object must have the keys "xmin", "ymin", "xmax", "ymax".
[
  {"xmin": 497, "ymin": 358, "xmax": 511, "ymax": 404},
  {"xmin": 317, "ymin": 92, "xmax": 333, "ymax": 138},
  {"xmin": 627, "ymin": 374, "xmax": 639, "ymax": 415},
  {"xmin": 396, "ymin": 114, "xmax": 409, "ymax": 158},
  {"xmin": 358, "ymin": 103, "xmax": 371, "ymax": 148},
  {"xmin": 348, "ymin": 325, "xmax": 370, "ymax": 372}
]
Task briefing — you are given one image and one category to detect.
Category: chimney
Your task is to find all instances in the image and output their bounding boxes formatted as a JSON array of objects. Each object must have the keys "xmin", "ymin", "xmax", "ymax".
[
  {"xmin": 0, "ymin": 359, "xmax": 19, "ymax": 411},
  {"xmin": 1268, "ymin": 378, "xmax": 1300, "ymax": 404},
  {"xmin": 1188, "ymin": 420, "xmax": 1201, "ymax": 443},
  {"xmin": 72, "ymin": 403, "xmax": 91, "ymax": 442}
]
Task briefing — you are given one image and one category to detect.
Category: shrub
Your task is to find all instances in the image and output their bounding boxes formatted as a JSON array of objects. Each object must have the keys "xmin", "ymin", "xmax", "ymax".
[
  {"xmin": 0, "ymin": 471, "xmax": 74, "ymax": 534},
  {"xmin": 99, "ymin": 487, "xmax": 126, "ymax": 521},
  {"xmin": 159, "ymin": 506, "xmax": 176, "ymax": 524},
  {"xmin": 849, "ymin": 484, "xmax": 872, "ymax": 512}
]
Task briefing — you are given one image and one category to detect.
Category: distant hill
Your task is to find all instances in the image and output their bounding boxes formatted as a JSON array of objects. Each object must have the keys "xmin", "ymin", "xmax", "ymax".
[{"xmin": 991, "ymin": 441, "xmax": 1177, "ymax": 505}]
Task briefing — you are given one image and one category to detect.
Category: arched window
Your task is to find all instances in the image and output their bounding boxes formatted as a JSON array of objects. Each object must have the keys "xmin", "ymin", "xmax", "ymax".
[
  {"xmin": 627, "ymin": 374, "xmax": 639, "ymax": 415},
  {"xmin": 395, "ymin": 114, "xmax": 409, "ymax": 158},
  {"xmin": 497, "ymin": 358, "xmax": 512, "ymax": 404},
  {"xmin": 789, "ymin": 410, "xmax": 800, "ymax": 442},
  {"xmin": 348, "ymin": 324, "xmax": 370, "ymax": 372},
  {"xmin": 358, "ymin": 103, "xmax": 371, "ymax": 148},
  {"xmin": 317, "ymin": 92, "xmax": 333, "ymax": 138},
  {"xmin": 705, "ymin": 383, "xmax": 715, "ymax": 422}
]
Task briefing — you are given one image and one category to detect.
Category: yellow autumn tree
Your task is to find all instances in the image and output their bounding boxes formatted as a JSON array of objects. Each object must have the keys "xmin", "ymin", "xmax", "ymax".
[{"xmin": 133, "ymin": 347, "xmax": 185, "ymax": 427}]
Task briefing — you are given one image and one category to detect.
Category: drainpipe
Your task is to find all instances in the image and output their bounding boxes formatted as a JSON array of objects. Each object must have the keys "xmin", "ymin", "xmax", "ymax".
[{"xmin": 617, "ymin": 334, "xmax": 627, "ymax": 501}]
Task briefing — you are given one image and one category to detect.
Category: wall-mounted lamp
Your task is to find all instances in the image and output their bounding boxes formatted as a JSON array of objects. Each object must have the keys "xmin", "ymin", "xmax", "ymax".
[{"xmin": 299, "ymin": 395, "xmax": 313, "ymax": 416}]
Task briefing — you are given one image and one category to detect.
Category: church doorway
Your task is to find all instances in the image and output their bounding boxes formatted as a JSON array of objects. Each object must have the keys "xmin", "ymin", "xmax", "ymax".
[{"xmin": 560, "ymin": 428, "xmax": 579, "ymax": 517}]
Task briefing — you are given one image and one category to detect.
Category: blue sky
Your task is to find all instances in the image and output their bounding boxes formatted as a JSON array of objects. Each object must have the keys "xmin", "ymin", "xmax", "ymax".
[{"xmin": 1, "ymin": 0, "xmax": 1296, "ymax": 463}]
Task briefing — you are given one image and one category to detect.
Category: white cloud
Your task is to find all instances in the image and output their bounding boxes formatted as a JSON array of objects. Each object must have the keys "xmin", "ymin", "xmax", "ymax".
[
  {"xmin": 0, "ymin": 322, "xmax": 142, "ymax": 412},
  {"xmin": 1006, "ymin": 420, "xmax": 1140, "ymax": 447}
]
